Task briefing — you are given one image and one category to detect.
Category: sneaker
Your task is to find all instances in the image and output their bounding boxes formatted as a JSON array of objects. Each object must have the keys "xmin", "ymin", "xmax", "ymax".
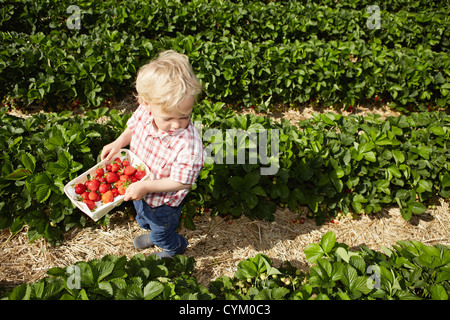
[{"xmin": 133, "ymin": 233, "xmax": 154, "ymax": 250}]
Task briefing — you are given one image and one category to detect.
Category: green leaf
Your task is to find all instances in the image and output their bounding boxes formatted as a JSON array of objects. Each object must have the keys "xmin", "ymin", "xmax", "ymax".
[
  {"xmin": 409, "ymin": 202, "xmax": 426, "ymax": 215},
  {"xmin": 229, "ymin": 176, "xmax": 244, "ymax": 190},
  {"xmin": 6, "ymin": 168, "xmax": 31, "ymax": 180},
  {"xmin": 244, "ymin": 172, "xmax": 260, "ymax": 188},
  {"xmin": 392, "ymin": 150, "xmax": 405, "ymax": 164},
  {"xmin": 254, "ymin": 287, "xmax": 289, "ymax": 300},
  {"xmin": 431, "ymin": 285, "xmax": 448, "ymax": 300},
  {"xmin": 418, "ymin": 146, "xmax": 431, "ymax": 160},
  {"xmin": 143, "ymin": 281, "xmax": 164, "ymax": 300},
  {"xmin": 21, "ymin": 152, "xmax": 36, "ymax": 173},
  {"xmin": 387, "ymin": 166, "xmax": 402, "ymax": 180},
  {"xmin": 330, "ymin": 168, "xmax": 344, "ymax": 179},
  {"xmin": 304, "ymin": 243, "xmax": 324, "ymax": 263},
  {"xmin": 251, "ymin": 185, "xmax": 267, "ymax": 197},
  {"xmin": 92, "ymin": 261, "xmax": 115, "ymax": 282},
  {"xmin": 341, "ymin": 265, "xmax": 357, "ymax": 291},
  {"xmin": 116, "ymin": 284, "xmax": 143, "ymax": 300},
  {"xmin": 335, "ymin": 247, "xmax": 350, "ymax": 263},
  {"xmin": 429, "ymin": 126, "xmax": 445, "ymax": 136},
  {"xmin": 8, "ymin": 284, "xmax": 31, "ymax": 300},
  {"xmin": 244, "ymin": 192, "xmax": 258, "ymax": 209},
  {"xmin": 320, "ymin": 231, "xmax": 336, "ymax": 254},
  {"xmin": 263, "ymin": 259, "xmax": 281, "ymax": 277}
]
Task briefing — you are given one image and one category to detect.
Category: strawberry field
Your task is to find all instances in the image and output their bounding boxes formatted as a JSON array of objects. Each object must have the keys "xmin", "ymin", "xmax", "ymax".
[{"xmin": 1, "ymin": 0, "xmax": 450, "ymax": 301}]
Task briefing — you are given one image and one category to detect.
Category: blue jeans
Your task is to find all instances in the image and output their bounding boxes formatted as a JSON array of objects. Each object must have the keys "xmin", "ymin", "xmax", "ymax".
[{"xmin": 133, "ymin": 200, "xmax": 187, "ymax": 256}]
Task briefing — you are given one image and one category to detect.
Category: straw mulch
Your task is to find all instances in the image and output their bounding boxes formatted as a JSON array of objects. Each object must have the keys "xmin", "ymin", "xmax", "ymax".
[{"xmin": 1, "ymin": 198, "xmax": 448, "ymax": 291}]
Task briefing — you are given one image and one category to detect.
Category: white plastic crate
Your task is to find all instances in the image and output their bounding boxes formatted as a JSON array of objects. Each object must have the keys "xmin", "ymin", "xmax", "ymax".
[{"xmin": 64, "ymin": 149, "xmax": 149, "ymax": 221}]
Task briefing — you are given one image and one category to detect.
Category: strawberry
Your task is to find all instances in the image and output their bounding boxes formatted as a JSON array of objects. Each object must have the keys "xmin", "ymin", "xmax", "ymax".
[
  {"xmin": 96, "ymin": 168, "xmax": 104, "ymax": 178},
  {"xmin": 116, "ymin": 181, "xmax": 130, "ymax": 195},
  {"xmin": 87, "ymin": 179, "xmax": 100, "ymax": 192},
  {"xmin": 122, "ymin": 159, "xmax": 130, "ymax": 167},
  {"xmin": 120, "ymin": 174, "xmax": 131, "ymax": 182},
  {"xmin": 111, "ymin": 187, "xmax": 119, "ymax": 197},
  {"xmin": 88, "ymin": 191, "xmax": 98, "ymax": 201},
  {"xmin": 98, "ymin": 183, "xmax": 111, "ymax": 194},
  {"xmin": 74, "ymin": 183, "xmax": 86, "ymax": 194},
  {"xmin": 123, "ymin": 165, "xmax": 136, "ymax": 176},
  {"xmin": 99, "ymin": 177, "xmax": 107, "ymax": 183},
  {"xmin": 83, "ymin": 199, "xmax": 95, "ymax": 210},
  {"xmin": 106, "ymin": 172, "xmax": 119, "ymax": 183},
  {"xmin": 106, "ymin": 164, "xmax": 112, "ymax": 171},
  {"xmin": 134, "ymin": 165, "xmax": 146, "ymax": 180},
  {"xmin": 102, "ymin": 190, "xmax": 114, "ymax": 204},
  {"xmin": 113, "ymin": 157, "xmax": 122, "ymax": 164},
  {"xmin": 111, "ymin": 163, "xmax": 120, "ymax": 173},
  {"xmin": 80, "ymin": 191, "xmax": 90, "ymax": 201}
]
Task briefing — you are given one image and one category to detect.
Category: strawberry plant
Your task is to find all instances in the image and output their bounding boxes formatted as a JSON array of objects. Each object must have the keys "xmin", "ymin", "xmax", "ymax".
[
  {"xmin": 186, "ymin": 102, "xmax": 450, "ymax": 227},
  {"xmin": 0, "ymin": 107, "xmax": 122, "ymax": 244},
  {"xmin": 3, "ymin": 254, "xmax": 213, "ymax": 300},
  {"xmin": 1, "ymin": 0, "xmax": 449, "ymax": 112},
  {"xmin": 3, "ymin": 232, "xmax": 449, "ymax": 300}
]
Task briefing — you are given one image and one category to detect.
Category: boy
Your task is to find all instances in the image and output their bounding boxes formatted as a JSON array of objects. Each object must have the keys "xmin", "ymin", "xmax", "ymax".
[{"xmin": 101, "ymin": 50, "xmax": 205, "ymax": 259}]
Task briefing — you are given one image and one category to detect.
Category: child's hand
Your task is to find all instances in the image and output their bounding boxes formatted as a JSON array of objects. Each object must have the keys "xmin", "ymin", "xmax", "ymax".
[
  {"xmin": 101, "ymin": 141, "xmax": 121, "ymax": 161},
  {"xmin": 124, "ymin": 181, "xmax": 148, "ymax": 201}
]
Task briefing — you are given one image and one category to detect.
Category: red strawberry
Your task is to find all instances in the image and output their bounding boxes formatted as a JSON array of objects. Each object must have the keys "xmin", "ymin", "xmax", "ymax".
[
  {"xmin": 113, "ymin": 157, "xmax": 122, "ymax": 164},
  {"xmin": 87, "ymin": 179, "xmax": 100, "ymax": 192},
  {"xmin": 96, "ymin": 168, "xmax": 104, "ymax": 178},
  {"xmin": 99, "ymin": 177, "xmax": 107, "ymax": 183},
  {"xmin": 122, "ymin": 159, "xmax": 130, "ymax": 167},
  {"xmin": 123, "ymin": 165, "xmax": 136, "ymax": 176},
  {"xmin": 83, "ymin": 199, "xmax": 95, "ymax": 210},
  {"xmin": 106, "ymin": 164, "xmax": 112, "ymax": 171},
  {"xmin": 102, "ymin": 190, "xmax": 114, "ymax": 204},
  {"xmin": 98, "ymin": 183, "xmax": 111, "ymax": 194},
  {"xmin": 116, "ymin": 181, "xmax": 130, "ymax": 195},
  {"xmin": 120, "ymin": 174, "xmax": 131, "ymax": 182},
  {"xmin": 111, "ymin": 187, "xmax": 119, "ymax": 197},
  {"xmin": 106, "ymin": 172, "xmax": 119, "ymax": 183},
  {"xmin": 80, "ymin": 191, "xmax": 90, "ymax": 201},
  {"xmin": 111, "ymin": 163, "xmax": 120, "ymax": 173},
  {"xmin": 134, "ymin": 165, "xmax": 146, "ymax": 180},
  {"xmin": 74, "ymin": 183, "xmax": 86, "ymax": 194},
  {"xmin": 88, "ymin": 191, "xmax": 98, "ymax": 201}
]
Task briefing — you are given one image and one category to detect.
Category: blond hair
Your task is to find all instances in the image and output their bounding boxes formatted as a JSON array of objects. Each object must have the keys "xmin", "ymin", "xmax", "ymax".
[{"xmin": 135, "ymin": 50, "xmax": 201, "ymax": 114}]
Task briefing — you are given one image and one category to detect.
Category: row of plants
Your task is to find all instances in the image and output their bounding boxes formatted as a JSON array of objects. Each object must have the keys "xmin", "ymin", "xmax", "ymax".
[
  {"xmin": 3, "ymin": 0, "xmax": 448, "ymax": 51},
  {"xmin": 3, "ymin": 232, "xmax": 449, "ymax": 300},
  {"xmin": 1, "ymin": 105, "xmax": 449, "ymax": 244},
  {"xmin": 187, "ymin": 101, "xmax": 450, "ymax": 227},
  {"xmin": 1, "ymin": 0, "xmax": 449, "ymax": 112},
  {"xmin": 2, "ymin": 30, "xmax": 448, "ymax": 114}
]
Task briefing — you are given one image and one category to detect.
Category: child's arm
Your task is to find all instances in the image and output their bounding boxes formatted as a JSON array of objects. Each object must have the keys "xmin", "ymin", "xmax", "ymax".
[
  {"xmin": 101, "ymin": 127, "xmax": 133, "ymax": 161},
  {"xmin": 123, "ymin": 178, "xmax": 191, "ymax": 202}
]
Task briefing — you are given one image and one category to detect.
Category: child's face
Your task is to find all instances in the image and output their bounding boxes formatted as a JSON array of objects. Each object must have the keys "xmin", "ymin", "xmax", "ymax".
[{"xmin": 145, "ymin": 96, "xmax": 194, "ymax": 135}]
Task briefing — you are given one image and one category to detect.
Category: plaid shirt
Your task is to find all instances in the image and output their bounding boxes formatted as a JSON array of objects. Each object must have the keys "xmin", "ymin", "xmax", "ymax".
[{"xmin": 126, "ymin": 105, "xmax": 206, "ymax": 207}]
